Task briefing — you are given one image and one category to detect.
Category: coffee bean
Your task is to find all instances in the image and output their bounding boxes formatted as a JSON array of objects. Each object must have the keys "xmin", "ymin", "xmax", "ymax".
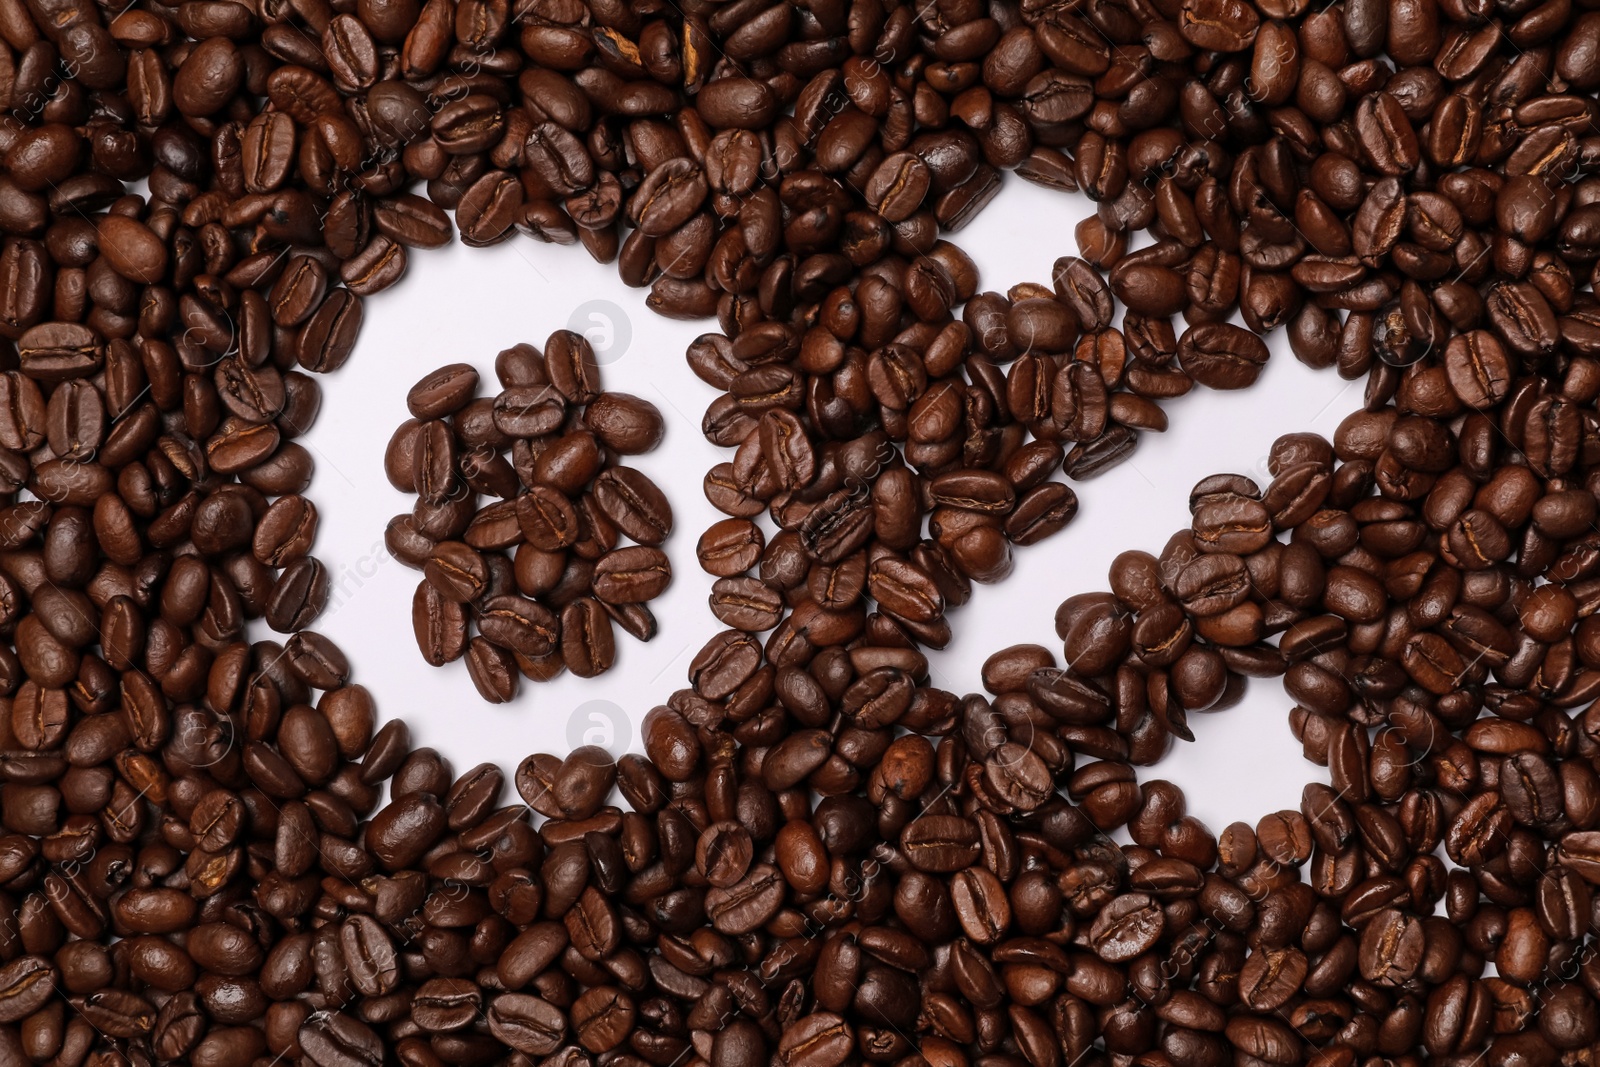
[
  {"xmin": 709, "ymin": 577, "xmax": 784, "ymax": 631},
  {"xmin": 704, "ymin": 863, "xmax": 785, "ymax": 934},
  {"xmin": 1178, "ymin": 323, "xmax": 1271, "ymax": 390},
  {"xmin": 0, "ymin": 957, "xmax": 57, "ymax": 1023},
  {"xmin": 593, "ymin": 467, "xmax": 673, "ymax": 547},
  {"xmin": 1006, "ymin": 482, "xmax": 1079, "ymax": 544},
  {"xmin": 407, "ymin": 363, "xmax": 480, "ymax": 419},
  {"xmin": 776, "ymin": 1013, "xmax": 853, "ymax": 1067},
  {"xmin": 582, "ymin": 393, "xmax": 664, "ymax": 454},
  {"xmin": 254, "ymin": 495, "xmax": 319, "ymax": 567},
  {"xmin": 299, "ymin": 1011, "xmax": 385, "ymax": 1067},
  {"xmin": 571, "ymin": 986, "xmax": 635, "ymax": 1053},
  {"xmin": 424, "ymin": 541, "xmax": 489, "ymax": 603},
  {"xmin": 592, "ymin": 546, "xmax": 672, "ymax": 604},
  {"xmin": 477, "ymin": 595, "xmax": 559, "ymax": 658},
  {"xmin": 697, "ymin": 518, "xmax": 765, "ymax": 577},
  {"xmin": 901, "ymin": 815, "xmax": 981, "ymax": 872},
  {"xmin": 560, "ymin": 597, "xmax": 616, "ymax": 678},
  {"xmin": 411, "ymin": 977, "xmax": 483, "ymax": 1031},
  {"xmin": 413, "ymin": 581, "xmax": 468, "ymax": 666},
  {"xmin": 487, "ymin": 994, "xmax": 566, "ymax": 1055},
  {"xmin": 374, "ymin": 194, "xmax": 454, "ymax": 249}
]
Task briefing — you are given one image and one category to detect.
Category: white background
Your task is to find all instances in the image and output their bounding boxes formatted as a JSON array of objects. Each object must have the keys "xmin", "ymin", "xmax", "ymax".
[{"xmin": 299, "ymin": 177, "xmax": 1360, "ymax": 838}]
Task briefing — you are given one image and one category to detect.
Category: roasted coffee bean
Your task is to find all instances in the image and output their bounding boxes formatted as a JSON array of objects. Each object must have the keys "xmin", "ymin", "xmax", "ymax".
[
  {"xmin": 1178, "ymin": 324, "xmax": 1271, "ymax": 390},
  {"xmin": 299, "ymin": 1011, "xmax": 385, "ymax": 1067},
  {"xmin": 407, "ymin": 363, "xmax": 479, "ymax": 419},
  {"xmin": 561, "ymin": 597, "xmax": 616, "ymax": 678},
  {"xmin": 697, "ymin": 519, "xmax": 765, "ymax": 577},
  {"xmin": 413, "ymin": 581, "xmax": 469, "ymax": 666},
  {"xmin": 478, "ymin": 595, "xmax": 560, "ymax": 658},
  {"xmin": 487, "ymin": 994, "xmax": 566, "ymax": 1055},
  {"xmin": 593, "ymin": 467, "xmax": 673, "ymax": 547},
  {"xmin": 583, "ymin": 393, "xmax": 665, "ymax": 455},
  {"xmin": 592, "ymin": 547, "xmax": 672, "ymax": 604},
  {"xmin": 495, "ymin": 386, "xmax": 567, "ymax": 439},
  {"xmin": 710, "ymin": 577, "xmax": 784, "ymax": 631},
  {"xmin": 424, "ymin": 541, "xmax": 490, "ymax": 603},
  {"xmin": 0, "ymin": 957, "xmax": 57, "ymax": 1023}
]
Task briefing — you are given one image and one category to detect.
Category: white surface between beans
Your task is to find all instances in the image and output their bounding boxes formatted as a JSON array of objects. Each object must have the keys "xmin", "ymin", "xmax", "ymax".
[{"xmin": 299, "ymin": 175, "xmax": 1357, "ymax": 837}]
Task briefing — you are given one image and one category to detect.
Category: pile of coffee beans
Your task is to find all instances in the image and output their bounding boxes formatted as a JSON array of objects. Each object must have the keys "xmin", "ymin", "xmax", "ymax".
[
  {"xmin": 7, "ymin": 0, "xmax": 1600, "ymax": 1053},
  {"xmin": 384, "ymin": 336, "xmax": 671, "ymax": 698},
  {"xmin": 969, "ymin": 418, "xmax": 1600, "ymax": 1067},
  {"xmin": 22, "ymin": 388, "xmax": 1600, "ymax": 1067}
]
